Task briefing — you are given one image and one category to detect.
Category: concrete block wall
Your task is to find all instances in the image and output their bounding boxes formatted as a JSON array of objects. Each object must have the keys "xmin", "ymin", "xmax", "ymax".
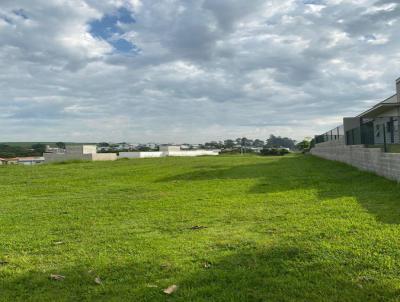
[
  {"xmin": 43, "ymin": 153, "xmax": 93, "ymax": 163},
  {"xmin": 311, "ymin": 138, "xmax": 400, "ymax": 181}
]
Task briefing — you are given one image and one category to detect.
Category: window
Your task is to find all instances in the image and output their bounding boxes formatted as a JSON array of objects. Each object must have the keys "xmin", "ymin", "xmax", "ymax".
[
  {"xmin": 387, "ymin": 121, "xmax": 392, "ymax": 133},
  {"xmin": 375, "ymin": 124, "xmax": 380, "ymax": 137}
]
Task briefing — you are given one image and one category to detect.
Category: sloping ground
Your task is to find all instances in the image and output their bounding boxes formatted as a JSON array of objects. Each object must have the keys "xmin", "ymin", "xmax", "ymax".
[{"xmin": 1, "ymin": 155, "xmax": 400, "ymax": 301}]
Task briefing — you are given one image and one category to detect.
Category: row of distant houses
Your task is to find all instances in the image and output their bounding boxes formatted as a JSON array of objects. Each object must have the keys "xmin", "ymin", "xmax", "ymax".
[
  {"xmin": 43, "ymin": 144, "xmax": 220, "ymax": 163},
  {"xmin": 0, "ymin": 144, "xmax": 220, "ymax": 166}
]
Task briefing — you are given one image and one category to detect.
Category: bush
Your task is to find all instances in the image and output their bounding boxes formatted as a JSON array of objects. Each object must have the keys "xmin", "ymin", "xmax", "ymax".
[{"xmin": 260, "ymin": 148, "xmax": 290, "ymax": 156}]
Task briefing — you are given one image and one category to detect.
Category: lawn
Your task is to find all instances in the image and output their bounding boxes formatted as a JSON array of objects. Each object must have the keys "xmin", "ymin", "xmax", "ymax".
[{"xmin": 1, "ymin": 154, "xmax": 400, "ymax": 301}]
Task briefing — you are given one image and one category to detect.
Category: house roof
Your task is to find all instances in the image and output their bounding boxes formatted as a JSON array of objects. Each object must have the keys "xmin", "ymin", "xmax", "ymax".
[{"xmin": 357, "ymin": 94, "xmax": 399, "ymax": 118}]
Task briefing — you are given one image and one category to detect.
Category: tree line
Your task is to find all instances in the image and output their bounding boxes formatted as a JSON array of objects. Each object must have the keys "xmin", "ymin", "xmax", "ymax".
[
  {"xmin": 0, "ymin": 142, "xmax": 65, "ymax": 158},
  {"xmin": 200, "ymin": 135, "xmax": 298, "ymax": 150}
]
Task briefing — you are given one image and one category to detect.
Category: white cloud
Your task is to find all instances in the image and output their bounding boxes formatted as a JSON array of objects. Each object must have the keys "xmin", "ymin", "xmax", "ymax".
[{"xmin": 0, "ymin": 0, "xmax": 400, "ymax": 143}]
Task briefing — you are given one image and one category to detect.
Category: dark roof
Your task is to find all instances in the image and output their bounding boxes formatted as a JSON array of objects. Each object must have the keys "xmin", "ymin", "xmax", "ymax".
[{"xmin": 357, "ymin": 94, "xmax": 398, "ymax": 118}]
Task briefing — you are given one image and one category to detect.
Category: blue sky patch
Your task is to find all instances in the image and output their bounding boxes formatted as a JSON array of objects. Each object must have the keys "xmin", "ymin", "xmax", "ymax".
[
  {"xmin": 13, "ymin": 9, "xmax": 29, "ymax": 20},
  {"xmin": 302, "ymin": 0, "xmax": 325, "ymax": 5},
  {"xmin": 89, "ymin": 7, "xmax": 137, "ymax": 53}
]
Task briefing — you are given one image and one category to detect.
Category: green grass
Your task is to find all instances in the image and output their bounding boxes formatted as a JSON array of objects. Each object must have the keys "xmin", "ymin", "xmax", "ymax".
[{"xmin": 1, "ymin": 154, "xmax": 400, "ymax": 301}]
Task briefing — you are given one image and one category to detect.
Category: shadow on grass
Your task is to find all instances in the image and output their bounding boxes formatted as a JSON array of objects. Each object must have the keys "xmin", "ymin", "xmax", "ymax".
[
  {"xmin": 1, "ymin": 245, "xmax": 398, "ymax": 301},
  {"xmin": 158, "ymin": 155, "xmax": 400, "ymax": 225}
]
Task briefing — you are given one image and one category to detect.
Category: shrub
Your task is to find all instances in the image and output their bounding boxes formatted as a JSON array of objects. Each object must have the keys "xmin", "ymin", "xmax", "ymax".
[{"xmin": 260, "ymin": 148, "xmax": 290, "ymax": 156}]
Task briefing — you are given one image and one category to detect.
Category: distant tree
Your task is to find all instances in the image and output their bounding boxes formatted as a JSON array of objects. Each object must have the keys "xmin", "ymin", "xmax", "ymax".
[
  {"xmin": 224, "ymin": 139, "xmax": 235, "ymax": 149},
  {"xmin": 253, "ymin": 139, "xmax": 265, "ymax": 148},
  {"xmin": 296, "ymin": 139, "xmax": 311, "ymax": 153},
  {"xmin": 31, "ymin": 143, "xmax": 46, "ymax": 155},
  {"xmin": 0, "ymin": 144, "xmax": 41, "ymax": 158},
  {"xmin": 55, "ymin": 142, "xmax": 66, "ymax": 149},
  {"xmin": 236, "ymin": 137, "xmax": 253, "ymax": 147},
  {"xmin": 204, "ymin": 141, "xmax": 223, "ymax": 149},
  {"xmin": 266, "ymin": 135, "xmax": 296, "ymax": 149}
]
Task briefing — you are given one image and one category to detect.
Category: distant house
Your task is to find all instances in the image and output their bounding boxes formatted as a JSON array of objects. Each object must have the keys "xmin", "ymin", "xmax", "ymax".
[
  {"xmin": 46, "ymin": 145, "xmax": 64, "ymax": 153},
  {"xmin": 0, "ymin": 158, "xmax": 18, "ymax": 165},
  {"xmin": 17, "ymin": 157, "xmax": 45, "ymax": 165},
  {"xmin": 159, "ymin": 145, "xmax": 181, "ymax": 152},
  {"xmin": 0, "ymin": 157, "xmax": 44, "ymax": 165}
]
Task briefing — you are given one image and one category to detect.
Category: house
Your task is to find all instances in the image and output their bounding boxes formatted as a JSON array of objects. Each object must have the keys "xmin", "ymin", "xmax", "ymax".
[
  {"xmin": 0, "ymin": 158, "xmax": 18, "ymax": 165},
  {"xmin": 311, "ymin": 77, "xmax": 400, "ymax": 182},
  {"xmin": 315, "ymin": 77, "xmax": 400, "ymax": 149},
  {"xmin": 342, "ymin": 78, "xmax": 400, "ymax": 147},
  {"xmin": 17, "ymin": 157, "xmax": 45, "ymax": 165},
  {"xmin": 46, "ymin": 145, "xmax": 65, "ymax": 153},
  {"xmin": 159, "ymin": 145, "xmax": 181, "ymax": 152}
]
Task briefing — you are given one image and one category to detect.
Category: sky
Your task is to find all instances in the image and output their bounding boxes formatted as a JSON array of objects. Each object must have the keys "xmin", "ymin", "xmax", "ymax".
[{"xmin": 0, "ymin": 0, "xmax": 399, "ymax": 143}]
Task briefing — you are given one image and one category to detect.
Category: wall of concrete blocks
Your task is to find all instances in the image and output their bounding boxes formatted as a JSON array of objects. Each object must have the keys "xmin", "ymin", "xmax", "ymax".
[
  {"xmin": 43, "ymin": 153, "xmax": 93, "ymax": 163},
  {"xmin": 311, "ymin": 138, "xmax": 400, "ymax": 181}
]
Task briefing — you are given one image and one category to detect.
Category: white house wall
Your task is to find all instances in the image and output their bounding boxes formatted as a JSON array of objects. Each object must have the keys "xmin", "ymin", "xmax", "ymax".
[{"xmin": 92, "ymin": 153, "xmax": 118, "ymax": 161}]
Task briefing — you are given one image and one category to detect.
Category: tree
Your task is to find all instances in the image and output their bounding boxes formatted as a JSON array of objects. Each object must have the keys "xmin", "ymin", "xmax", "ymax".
[
  {"xmin": 253, "ymin": 139, "xmax": 265, "ymax": 148},
  {"xmin": 236, "ymin": 137, "xmax": 253, "ymax": 147},
  {"xmin": 296, "ymin": 139, "xmax": 311, "ymax": 152},
  {"xmin": 266, "ymin": 135, "xmax": 296, "ymax": 149},
  {"xmin": 224, "ymin": 139, "xmax": 235, "ymax": 149},
  {"xmin": 204, "ymin": 141, "xmax": 223, "ymax": 149},
  {"xmin": 55, "ymin": 142, "xmax": 66, "ymax": 149},
  {"xmin": 31, "ymin": 143, "xmax": 46, "ymax": 155}
]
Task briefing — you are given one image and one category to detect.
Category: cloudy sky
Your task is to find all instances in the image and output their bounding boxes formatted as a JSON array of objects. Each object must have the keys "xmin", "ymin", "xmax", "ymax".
[{"xmin": 0, "ymin": 0, "xmax": 399, "ymax": 143}]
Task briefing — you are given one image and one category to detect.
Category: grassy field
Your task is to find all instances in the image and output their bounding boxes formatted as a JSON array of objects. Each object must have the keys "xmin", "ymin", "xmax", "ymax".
[{"xmin": 1, "ymin": 154, "xmax": 400, "ymax": 301}]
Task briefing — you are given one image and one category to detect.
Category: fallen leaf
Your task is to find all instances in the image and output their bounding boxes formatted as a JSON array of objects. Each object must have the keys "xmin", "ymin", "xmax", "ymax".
[
  {"xmin": 50, "ymin": 274, "xmax": 65, "ymax": 281},
  {"xmin": 94, "ymin": 277, "xmax": 102, "ymax": 285},
  {"xmin": 163, "ymin": 284, "xmax": 178, "ymax": 295},
  {"xmin": 53, "ymin": 241, "xmax": 64, "ymax": 245},
  {"xmin": 190, "ymin": 225, "xmax": 207, "ymax": 230},
  {"xmin": 204, "ymin": 262, "xmax": 211, "ymax": 269}
]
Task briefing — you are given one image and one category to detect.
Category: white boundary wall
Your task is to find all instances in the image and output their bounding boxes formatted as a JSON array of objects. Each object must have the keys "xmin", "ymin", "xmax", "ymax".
[
  {"xmin": 119, "ymin": 152, "xmax": 164, "ymax": 158},
  {"xmin": 311, "ymin": 138, "xmax": 400, "ymax": 181},
  {"xmin": 167, "ymin": 150, "xmax": 219, "ymax": 157},
  {"xmin": 92, "ymin": 153, "xmax": 118, "ymax": 161}
]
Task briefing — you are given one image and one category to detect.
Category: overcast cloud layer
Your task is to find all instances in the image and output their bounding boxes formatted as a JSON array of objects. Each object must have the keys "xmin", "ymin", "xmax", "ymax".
[{"xmin": 1, "ymin": 0, "xmax": 400, "ymax": 143}]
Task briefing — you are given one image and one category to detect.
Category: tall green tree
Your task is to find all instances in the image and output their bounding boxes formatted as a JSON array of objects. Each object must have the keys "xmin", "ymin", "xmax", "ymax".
[
  {"xmin": 266, "ymin": 135, "xmax": 296, "ymax": 149},
  {"xmin": 31, "ymin": 144, "xmax": 46, "ymax": 155},
  {"xmin": 55, "ymin": 142, "xmax": 66, "ymax": 149}
]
